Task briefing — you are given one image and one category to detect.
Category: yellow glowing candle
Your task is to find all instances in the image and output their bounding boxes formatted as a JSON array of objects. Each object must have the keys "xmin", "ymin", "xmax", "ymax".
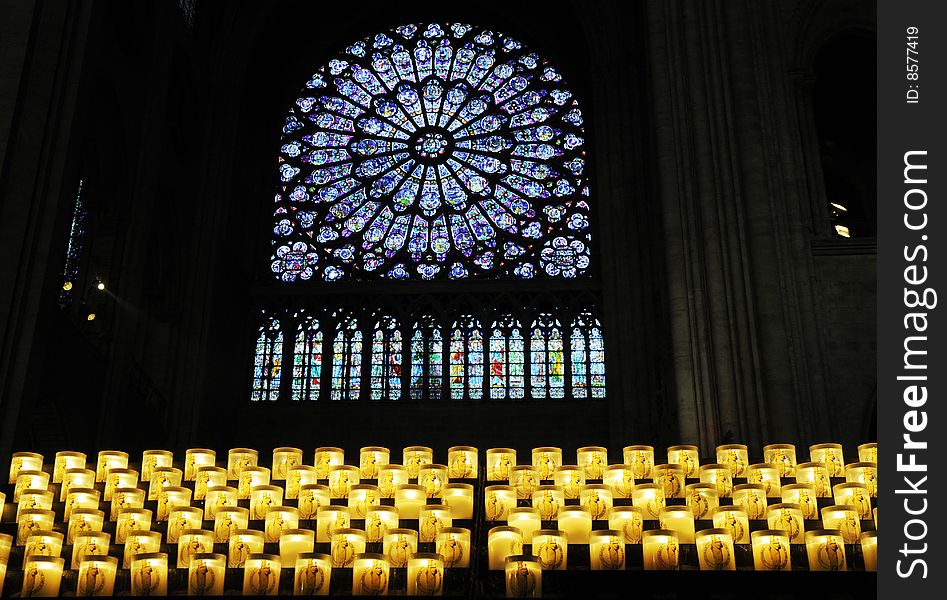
[
  {"xmin": 377, "ymin": 464, "xmax": 409, "ymax": 499},
  {"xmin": 751, "ymin": 529, "xmax": 792, "ymax": 571},
  {"xmin": 250, "ymin": 484, "xmax": 283, "ymax": 520},
  {"xmin": 8, "ymin": 452, "xmax": 43, "ymax": 485},
  {"xmin": 488, "ymin": 526, "xmax": 524, "ymax": 569},
  {"xmin": 805, "ymin": 529, "xmax": 847, "ymax": 571},
  {"xmin": 766, "ymin": 503, "xmax": 805, "ymax": 543},
  {"xmin": 243, "ymin": 553, "xmax": 281, "ymax": 595},
  {"xmin": 16, "ymin": 489, "xmax": 54, "ymax": 522},
  {"xmin": 712, "ymin": 507, "xmax": 750, "ymax": 544},
  {"xmin": 122, "ymin": 530, "xmax": 162, "ymax": 568},
  {"xmin": 436, "ymin": 528, "xmax": 472, "ymax": 568},
  {"xmin": 272, "ymin": 447, "xmax": 303, "ymax": 481},
  {"xmin": 142, "ymin": 450, "xmax": 174, "ymax": 483},
  {"xmin": 532, "ymin": 447, "xmax": 563, "ymax": 481},
  {"xmin": 763, "ymin": 444, "xmax": 797, "ymax": 477},
  {"xmin": 76, "ymin": 554, "xmax": 118, "ymax": 596},
  {"xmin": 442, "ymin": 483, "xmax": 474, "ymax": 519},
  {"xmin": 845, "ymin": 462, "xmax": 878, "ymax": 498},
  {"xmin": 642, "ymin": 530, "xmax": 680, "ymax": 570},
  {"xmin": 67, "ymin": 508, "xmax": 104, "ymax": 545},
  {"xmin": 577, "ymin": 446, "xmax": 608, "ymax": 480},
  {"xmin": 331, "ymin": 528, "xmax": 367, "ymax": 568},
  {"xmin": 15, "ymin": 470, "xmax": 50, "ymax": 502},
  {"xmin": 781, "ymin": 483, "xmax": 818, "ymax": 520},
  {"xmin": 226, "ymin": 448, "xmax": 258, "ymax": 480},
  {"xmin": 607, "ymin": 506, "xmax": 643, "ymax": 544},
  {"xmin": 287, "ymin": 465, "xmax": 318, "ymax": 500},
  {"xmin": 156, "ymin": 485, "xmax": 191, "ymax": 521},
  {"xmin": 623, "ymin": 445, "xmax": 654, "ymax": 479},
  {"xmin": 177, "ymin": 529, "xmax": 214, "ymax": 568},
  {"xmin": 383, "ymin": 528, "xmax": 418, "ymax": 568},
  {"xmin": 419, "ymin": 463, "xmax": 449, "ymax": 498},
  {"xmin": 129, "ymin": 552, "xmax": 168, "ymax": 595},
  {"xmin": 184, "ymin": 448, "xmax": 216, "ymax": 481},
  {"xmin": 0, "ymin": 532, "xmax": 13, "ymax": 562},
  {"xmin": 365, "ymin": 505, "xmax": 400, "ymax": 542},
  {"xmin": 328, "ymin": 465, "xmax": 359, "ymax": 499},
  {"xmin": 653, "ymin": 464, "xmax": 685, "ymax": 499},
  {"xmin": 148, "ymin": 466, "xmax": 182, "ymax": 501},
  {"xmin": 487, "ymin": 448, "xmax": 517, "ymax": 481},
  {"xmin": 408, "ymin": 552, "xmax": 445, "ymax": 596},
  {"xmin": 359, "ymin": 446, "xmax": 390, "ymax": 479},
  {"xmin": 95, "ymin": 450, "xmax": 128, "ymax": 483},
  {"xmin": 279, "ymin": 529, "xmax": 316, "ymax": 565},
  {"xmin": 795, "ymin": 461, "xmax": 832, "ymax": 497},
  {"xmin": 659, "ymin": 506, "xmax": 696, "ymax": 543},
  {"xmin": 352, "ymin": 553, "xmax": 389, "ymax": 596},
  {"xmin": 631, "ymin": 483, "xmax": 665, "ymax": 519},
  {"xmin": 228, "ymin": 529, "xmax": 264, "ymax": 568},
  {"xmin": 186, "ymin": 552, "xmax": 226, "ymax": 595},
  {"xmin": 115, "ymin": 508, "xmax": 152, "ymax": 545},
  {"xmin": 732, "ymin": 484, "xmax": 768, "ymax": 520},
  {"xmin": 507, "ymin": 507, "xmax": 541, "ymax": 543},
  {"xmin": 24, "ymin": 530, "xmax": 64, "ymax": 562},
  {"xmin": 314, "ymin": 447, "xmax": 344, "ymax": 480},
  {"xmin": 60, "ymin": 467, "xmax": 92, "ymax": 501},
  {"xmin": 874, "ymin": 507, "xmax": 878, "ymax": 528},
  {"xmin": 667, "ymin": 444, "xmax": 700, "ymax": 478},
  {"xmin": 531, "ymin": 485, "xmax": 564, "ymax": 520},
  {"xmin": 833, "ymin": 482, "xmax": 873, "ymax": 520},
  {"xmin": 419, "ymin": 505, "xmax": 453, "ymax": 543},
  {"xmin": 204, "ymin": 485, "xmax": 238, "ymax": 519},
  {"xmin": 295, "ymin": 552, "xmax": 332, "ymax": 596},
  {"xmin": 858, "ymin": 443, "xmax": 878, "ymax": 464},
  {"xmin": 557, "ymin": 505, "xmax": 592, "ymax": 544},
  {"xmin": 394, "ymin": 484, "xmax": 426, "ymax": 519},
  {"xmin": 861, "ymin": 530, "xmax": 878, "ymax": 571},
  {"xmin": 809, "ymin": 443, "xmax": 845, "ymax": 477},
  {"xmin": 579, "ymin": 484, "xmax": 613, "ymax": 520},
  {"xmin": 71, "ymin": 531, "xmax": 109, "ymax": 570},
  {"xmin": 53, "ymin": 451, "xmax": 85, "ymax": 483},
  {"xmin": 602, "ymin": 464, "xmax": 635, "ymax": 499},
  {"xmin": 167, "ymin": 506, "xmax": 203, "ymax": 544},
  {"xmin": 213, "ymin": 506, "xmax": 248, "ymax": 543},
  {"xmin": 65, "ymin": 487, "xmax": 100, "ymax": 521},
  {"xmin": 298, "ymin": 483, "xmax": 331, "ymax": 519},
  {"xmin": 16, "ymin": 509, "xmax": 55, "ymax": 546},
  {"xmin": 195, "ymin": 466, "xmax": 227, "ymax": 500},
  {"xmin": 0, "ymin": 558, "xmax": 6, "ymax": 597},
  {"xmin": 531, "ymin": 529, "xmax": 568, "ymax": 570},
  {"xmin": 239, "ymin": 466, "xmax": 271, "ymax": 500},
  {"xmin": 695, "ymin": 528, "xmax": 735, "ymax": 571},
  {"xmin": 589, "ymin": 530, "xmax": 625, "ymax": 570},
  {"xmin": 685, "ymin": 483, "xmax": 718, "ymax": 519},
  {"xmin": 348, "ymin": 484, "xmax": 380, "ymax": 518},
  {"xmin": 699, "ymin": 464, "xmax": 733, "ymax": 498},
  {"xmin": 316, "ymin": 505, "xmax": 350, "ymax": 543},
  {"xmin": 21, "ymin": 555, "xmax": 64, "ymax": 597},
  {"xmin": 746, "ymin": 463, "xmax": 781, "ymax": 498},
  {"xmin": 505, "ymin": 555, "xmax": 541, "ymax": 598},
  {"xmin": 403, "ymin": 446, "xmax": 434, "ymax": 478},
  {"xmin": 104, "ymin": 468, "xmax": 138, "ymax": 501},
  {"xmin": 553, "ymin": 465, "xmax": 585, "ymax": 499},
  {"xmin": 510, "ymin": 465, "xmax": 538, "ymax": 500},
  {"xmin": 265, "ymin": 506, "xmax": 300, "ymax": 543},
  {"xmin": 485, "ymin": 485, "xmax": 516, "ymax": 521},
  {"xmin": 716, "ymin": 444, "xmax": 748, "ymax": 477},
  {"xmin": 448, "ymin": 445, "xmax": 478, "ymax": 479}
]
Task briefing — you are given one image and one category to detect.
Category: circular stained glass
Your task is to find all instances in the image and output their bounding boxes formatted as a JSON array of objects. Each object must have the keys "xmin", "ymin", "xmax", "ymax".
[{"xmin": 272, "ymin": 22, "xmax": 591, "ymax": 282}]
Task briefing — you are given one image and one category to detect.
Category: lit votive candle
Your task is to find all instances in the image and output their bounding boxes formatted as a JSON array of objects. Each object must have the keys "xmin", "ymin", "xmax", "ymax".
[
  {"xmin": 532, "ymin": 485, "xmax": 564, "ymax": 520},
  {"xmin": 129, "ymin": 552, "xmax": 168, "ymax": 596},
  {"xmin": 349, "ymin": 484, "xmax": 380, "ymax": 518},
  {"xmin": 16, "ymin": 470, "xmax": 50, "ymax": 503},
  {"xmin": 781, "ymin": 483, "xmax": 819, "ymax": 520},
  {"xmin": 653, "ymin": 464, "xmax": 685, "ymax": 499},
  {"xmin": 228, "ymin": 529, "xmax": 264, "ymax": 568},
  {"xmin": 111, "ymin": 487, "xmax": 146, "ymax": 522},
  {"xmin": 408, "ymin": 552, "xmax": 445, "ymax": 596},
  {"xmin": 366, "ymin": 506, "xmax": 400, "ymax": 542},
  {"xmin": 272, "ymin": 447, "xmax": 303, "ymax": 481},
  {"xmin": 631, "ymin": 483, "xmax": 665, "ymax": 519},
  {"xmin": 195, "ymin": 466, "xmax": 227, "ymax": 500},
  {"xmin": 104, "ymin": 468, "xmax": 138, "ymax": 501},
  {"xmin": 156, "ymin": 485, "xmax": 191, "ymax": 521},
  {"xmin": 623, "ymin": 445, "xmax": 654, "ymax": 479},
  {"xmin": 377, "ymin": 464, "xmax": 409, "ymax": 498},
  {"xmin": 751, "ymin": 529, "xmax": 792, "ymax": 571},
  {"xmin": 394, "ymin": 484, "xmax": 426, "ymax": 520},
  {"xmin": 436, "ymin": 528, "xmax": 471, "ymax": 568},
  {"xmin": 279, "ymin": 528, "xmax": 315, "ymax": 565},
  {"xmin": 487, "ymin": 448, "xmax": 517, "ymax": 481},
  {"xmin": 403, "ymin": 446, "xmax": 434, "ymax": 479},
  {"xmin": 250, "ymin": 484, "xmax": 283, "ymax": 520},
  {"xmin": 845, "ymin": 462, "xmax": 878, "ymax": 498},
  {"xmin": 53, "ymin": 451, "xmax": 85, "ymax": 483},
  {"xmin": 659, "ymin": 506, "xmax": 696, "ymax": 543},
  {"xmin": 295, "ymin": 552, "xmax": 332, "ymax": 596},
  {"xmin": 148, "ymin": 466, "xmax": 182, "ymax": 501},
  {"xmin": 25, "ymin": 530, "xmax": 64, "ymax": 562},
  {"xmin": 95, "ymin": 450, "xmax": 128, "ymax": 483},
  {"xmin": 861, "ymin": 530, "xmax": 878, "ymax": 571},
  {"xmin": 809, "ymin": 443, "xmax": 845, "ymax": 477},
  {"xmin": 65, "ymin": 487, "xmax": 100, "ymax": 521},
  {"xmin": 858, "ymin": 442, "xmax": 878, "ymax": 464},
  {"xmin": 359, "ymin": 446, "xmax": 390, "ymax": 479},
  {"xmin": 115, "ymin": 508, "xmax": 152, "ymax": 544},
  {"xmin": 243, "ymin": 553, "xmax": 281, "ymax": 596},
  {"xmin": 239, "ymin": 466, "xmax": 271, "ymax": 500},
  {"xmin": 71, "ymin": 530, "xmax": 109, "ymax": 570},
  {"xmin": 795, "ymin": 461, "xmax": 832, "ymax": 497},
  {"xmin": 142, "ymin": 450, "xmax": 174, "ymax": 483},
  {"xmin": 316, "ymin": 505, "xmax": 350, "ymax": 543},
  {"xmin": 833, "ymin": 482, "xmax": 873, "ymax": 520},
  {"xmin": 746, "ymin": 463, "xmax": 782, "ymax": 498},
  {"xmin": 716, "ymin": 444, "xmax": 748, "ymax": 477},
  {"xmin": 60, "ymin": 467, "xmax": 92, "ymax": 501},
  {"xmin": 298, "ymin": 483, "xmax": 331, "ymax": 519},
  {"xmin": 695, "ymin": 528, "xmax": 735, "ymax": 571},
  {"xmin": 603, "ymin": 464, "xmax": 635, "ymax": 499},
  {"xmin": 9, "ymin": 452, "xmax": 43, "ymax": 484},
  {"xmin": 442, "ymin": 483, "xmax": 474, "ymax": 519},
  {"xmin": 685, "ymin": 483, "xmax": 718, "ymax": 519},
  {"xmin": 553, "ymin": 465, "xmax": 585, "ymax": 499},
  {"xmin": 508, "ymin": 507, "xmax": 541, "ymax": 543},
  {"xmin": 642, "ymin": 530, "xmax": 680, "ymax": 570},
  {"xmin": 699, "ymin": 464, "xmax": 733, "ymax": 498},
  {"xmin": 287, "ymin": 465, "xmax": 318, "ymax": 500},
  {"xmin": 766, "ymin": 503, "xmax": 805, "ymax": 544},
  {"xmin": 384, "ymin": 528, "xmax": 418, "ymax": 568},
  {"xmin": 577, "ymin": 446, "xmax": 608, "ymax": 480},
  {"xmin": 16, "ymin": 509, "xmax": 55, "ymax": 546},
  {"xmin": 485, "ymin": 485, "xmax": 517, "ymax": 521},
  {"xmin": 557, "ymin": 505, "xmax": 593, "ymax": 544},
  {"xmin": 352, "ymin": 553, "xmax": 389, "ymax": 596},
  {"xmin": 77, "ymin": 554, "xmax": 118, "ymax": 596},
  {"xmin": 589, "ymin": 530, "xmax": 625, "ymax": 570},
  {"xmin": 532, "ymin": 447, "xmax": 563, "ymax": 481},
  {"xmin": 419, "ymin": 505, "xmax": 453, "ymax": 543},
  {"xmin": 608, "ymin": 506, "xmax": 643, "ymax": 544},
  {"xmin": 448, "ymin": 446, "xmax": 478, "ymax": 479},
  {"xmin": 21, "ymin": 555, "xmax": 64, "ymax": 597},
  {"xmin": 0, "ymin": 532, "xmax": 12, "ymax": 562},
  {"xmin": 579, "ymin": 484, "xmax": 613, "ymax": 520},
  {"xmin": 184, "ymin": 448, "xmax": 216, "ymax": 481},
  {"xmin": 122, "ymin": 530, "xmax": 162, "ymax": 568},
  {"xmin": 419, "ymin": 464, "xmax": 449, "ymax": 498},
  {"xmin": 265, "ymin": 506, "xmax": 300, "ymax": 543},
  {"xmin": 531, "ymin": 529, "xmax": 568, "ymax": 569},
  {"xmin": 213, "ymin": 506, "xmax": 248, "ymax": 543},
  {"xmin": 204, "ymin": 485, "xmax": 238, "ymax": 519},
  {"xmin": 712, "ymin": 507, "xmax": 750, "ymax": 544},
  {"xmin": 177, "ymin": 529, "xmax": 214, "ymax": 568},
  {"xmin": 16, "ymin": 489, "xmax": 54, "ymax": 523},
  {"xmin": 0, "ymin": 557, "xmax": 5, "ymax": 597},
  {"xmin": 314, "ymin": 447, "xmax": 344, "ymax": 480},
  {"xmin": 805, "ymin": 529, "xmax": 847, "ymax": 571},
  {"xmin": 187, "ymin": 552, "xmax": 226, "ymax": 596},
  {"xmin": 167, "ymin": 506, "xmax": 203, "ymax": 544},
  {"xmin": 764, "ymin": 444, "xmax": 797, "ymax": 477},
  {"xmin": 732, "ymin": 483, "xmax": 768, "ymax": 520},
  {"xmin": 488, "ymin": 526, "xmax": 524, "ymax": 570},
  {"xmin": 328, "ymin": 465, "xmax": 359, "ymax": 499},
  {"xmin": 511, "ymin": 465, "xmax": 538, "ymax": 500},
  {"xmin": 505, "ymin": 555, "xmax": 541, "ymax": 598},
  {"xmin": 667, "ymin": 444, "xmax": 700, "ymax": 478},
  {"xmin": 67, "ymin": 508, "xmax": 105, "ymax": 545},
  {"xmin": 226, "ymin": 448, "xmax": 258, "ymax": 480}
]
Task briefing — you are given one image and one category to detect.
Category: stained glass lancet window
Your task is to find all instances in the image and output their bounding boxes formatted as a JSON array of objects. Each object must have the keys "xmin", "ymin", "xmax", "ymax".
[
  {"xmin": 449, "ymin": 314, "xmax": 484, "ymax": 399},
  {"xmin": 251, "ymin": 317, "xmax": 283, "ymax": 401},
  {"xmin": 59, "ymin": 179, "xmax": 87, "ymax": 306},
  {"xmin": 410, "ymin": 315, "xmax": 443, "ymax": 400},
  {"xmin": 293, "ymin": 314, "xmax": 323, "ymax": 400},
  {"xmin": 489, "ymin": 315, "xmax": 525, "ymax": 399},
  {"xmin": 271, "ymin": 22, "xmax": 592, "ymax": 283},
  {"xmin": 571, "ymin": 311, "xmax": 605, "ymax": 398},
  {"xmin": 331, "ymin": 314, "xmax": 363, "ymax": 400},
  {"xmin": 370, "ymin": 315, "xmax": 403, "ymax": 400},
  {"xmin": 530, "ymin": 313, "xmax": 565, "ymax": 398}
]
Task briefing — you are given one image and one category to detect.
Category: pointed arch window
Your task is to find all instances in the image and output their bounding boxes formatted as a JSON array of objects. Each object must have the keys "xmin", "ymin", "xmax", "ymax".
[
  {"xmin": 571, "ymin": 311, "xmax": 606, "ymax": 398},
  {"xmin": 489, "ymin": 315, "xmax": 525, "ymax": 399},
  {"xmin": 251, "ymin": 317, "xmax": 283, "ymax": 401},
  {"xmin": 292, "ymin": 315, "xmax": 323, "ymax": 400},
  {"xmin": 530, "ymin": 313, "xmax": 565, "ymax": 398},
  {"xmin": 410, "ymin": 315, "xmax": 443, "ymax": 400},
  {"xmin": 370, "ymin": 315, "xmax": 403, "ymax": 400},
  {"xmin": 450, "ymin": 315, "xmax": 484, "ymax": 399},
  {"xmin": 331, "ymin": 315, "xmax": 363, "ymax": 400}
]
